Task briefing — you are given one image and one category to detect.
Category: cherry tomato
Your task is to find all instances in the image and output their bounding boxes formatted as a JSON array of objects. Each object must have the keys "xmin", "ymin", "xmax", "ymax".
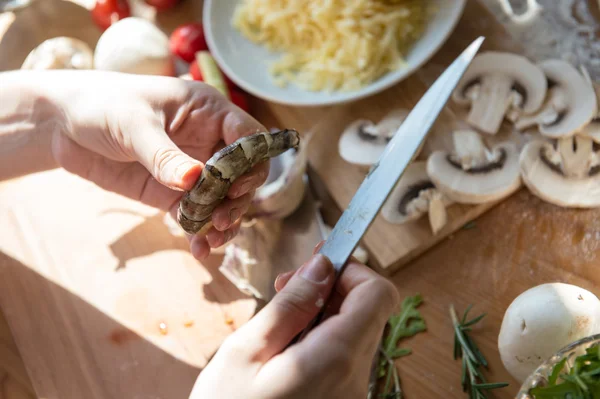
[
  {"xmin": 169, "ymin": 23, "xmax": 208, "ymax": 63},
  {"xmin": 189, "ymin": 60, "xmax": 203, "ymax": 81},
  {"xmin": 145, "ymin": 0, "xmax": 179, "ymax": 12},
  {"xmin": 222, "ymin": 72, "xmax": 239, "ymax": 92},
  {"xmin": 92, "ymin": 0, "xmax": 131, "ymax": 31},
  {"xmin": 230, "ymin": 90, "xmax": 250, "ymax": 113}
]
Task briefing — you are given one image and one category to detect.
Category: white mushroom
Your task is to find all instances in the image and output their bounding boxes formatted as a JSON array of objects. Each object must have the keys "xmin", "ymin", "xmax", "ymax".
[
  {"xmin": 519, "ymin": 135, "xmax": 600, "ymax": 207},
  {"xmin": 515, "ymin": 59, "xmax": 597, "ymax": 138},
  {"xmin": 381, "ymin": 161, "xmax": 452, "ymax": 235},
  {"xmin": 581, "ymin": 81, "xmax": 600, "ymax": 143},
  {"xmin": 249, "ymin": 135, "xmax": 308, "ymax": 219},
  {"xmin": 426, "ymin": 130, "xmax": 521, "ymax": 204},
  {"xmin": 498, "ymin": 283, "xmax": 600, "ymax": 384},
  {"xmin": 338, "ymin": 109, "xmax": 409, "ymax": 167},
  {"xmin": 21, "ymin": 37, "xmax": 93, "ymax": 70},
  {"xmin": 452, "ymin": 52, "xmax": 547, "ymax": 135},
  {"xmin": 94, "ymin": 17, "xmax": 174, "ymax": 76}
]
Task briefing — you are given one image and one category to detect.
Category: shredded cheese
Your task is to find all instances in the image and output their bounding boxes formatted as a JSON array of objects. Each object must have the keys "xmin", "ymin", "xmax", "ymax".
[{"xmin": 232, "ymin": 0, "xmax": 430, "ymax": 92}]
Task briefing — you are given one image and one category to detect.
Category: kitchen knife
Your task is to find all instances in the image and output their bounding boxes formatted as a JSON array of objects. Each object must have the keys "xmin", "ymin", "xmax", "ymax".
[{"xmin": 292, "ymin": 36, "xmax": 485, "ymax": 343}]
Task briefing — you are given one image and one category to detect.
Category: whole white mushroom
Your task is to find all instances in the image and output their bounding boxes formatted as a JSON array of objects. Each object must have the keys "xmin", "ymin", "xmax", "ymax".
[
  {"xmin": 22, "ymin": 37, "xmax": 94, "ymax": 70},
  {"xmin": 94, "ymin": 17, "xmax": 174, "ymax": 76},
  {"xmin": 498, "ymin": 283, "xmax": 600, "ymax": 383}
]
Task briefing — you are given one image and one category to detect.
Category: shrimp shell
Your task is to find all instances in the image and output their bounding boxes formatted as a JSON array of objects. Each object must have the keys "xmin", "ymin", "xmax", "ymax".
[{"xmin": 177, "ymin": 129, "xmax": 300, "ymax": 235}]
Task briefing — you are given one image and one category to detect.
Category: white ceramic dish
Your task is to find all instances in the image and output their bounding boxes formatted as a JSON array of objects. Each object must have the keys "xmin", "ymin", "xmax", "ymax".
[{"xmin": 203, "ymin": 0, "xmax": 467, "ymax": 106}]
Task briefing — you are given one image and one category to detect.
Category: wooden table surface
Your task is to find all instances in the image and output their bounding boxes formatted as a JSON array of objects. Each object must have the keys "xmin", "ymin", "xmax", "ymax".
[{"xmin": 1, "ymin": 1, "xmax": 600, "ymax": 398}]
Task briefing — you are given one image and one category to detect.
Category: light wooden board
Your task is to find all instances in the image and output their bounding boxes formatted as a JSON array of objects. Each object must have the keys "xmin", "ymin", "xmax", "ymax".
[
  {"xmin": 0, "ymin": 170, "xmax": 257, "ymax": 398},
  {"xmin": 258, "ymin": 0, "xmax": 526, "ymax": 275}
]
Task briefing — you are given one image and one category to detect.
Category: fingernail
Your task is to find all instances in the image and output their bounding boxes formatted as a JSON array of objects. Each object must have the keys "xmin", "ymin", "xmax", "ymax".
[
  {"xmin": 313, "ymin": 240, "xmax": 325, "ymax": 254},
  {"xmin": 229, "ymin": 208, "xmax": 241, "ymax": 225},
  {"xmin": 176, "ymin": 161, "xmax": 201, "ymax": 187},
  {"xmin": 299, "ymin": 254, "xmax": 332, "ymax": 283}
]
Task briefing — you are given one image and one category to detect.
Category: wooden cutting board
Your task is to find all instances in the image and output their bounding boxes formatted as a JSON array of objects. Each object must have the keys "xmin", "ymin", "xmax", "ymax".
[
  {"xmin": 0, "ymin": 170, "xmax": 258, "ymax": 398},
  {"xmin": 259, "ymin": 0, "xmax": 528, "ymax": 275}
]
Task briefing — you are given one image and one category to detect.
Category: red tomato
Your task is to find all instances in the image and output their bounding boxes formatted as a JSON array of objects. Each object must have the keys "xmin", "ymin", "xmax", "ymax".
[
  {"xmin": 189, "ymin": 60, "xmax": 203, "ymax": 81},
  {"xmin": 169, "ymin": 23, "xmax": 208, "ymax": 63},
  {"xmin": 230, "ymin": 90, "xmax": 249, "ymax": 113},
  {"xmin": 145, "ymin": 0, "xmax": 179, "ymax": 12},
  {"xmin": 91, "ymin": 0, "xmax": 131, "ymax": 31},
  {"xmin": 222, "ymin": 72, "xmax": 239, "ymax": 92}
]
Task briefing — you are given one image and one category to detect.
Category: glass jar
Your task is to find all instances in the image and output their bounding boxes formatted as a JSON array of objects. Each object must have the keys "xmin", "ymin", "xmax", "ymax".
[{"xmin": 517, "ymin": 334, "xmax": 600, "ymax": 398}]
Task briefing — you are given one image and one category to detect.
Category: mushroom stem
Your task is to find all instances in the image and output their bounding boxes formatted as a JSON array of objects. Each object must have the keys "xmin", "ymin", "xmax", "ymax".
[
  {"xmin": 452, "ymin": 129, "xmax": 488, "ymax": 168},
  {"xmin": 428, "ymin": 193, "xmax": 448, "ymax": 235},
  {"xmin": 556, "ymin": 135, "xmax": 594, "ymax": 178},
  {"xmin": 466, "ymin": 75, "xmax": 514, "ymax": 135}
]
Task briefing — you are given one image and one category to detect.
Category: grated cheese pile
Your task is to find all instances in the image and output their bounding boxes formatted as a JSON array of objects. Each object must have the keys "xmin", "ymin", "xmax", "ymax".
[{"xmin": 232, "ymin": 0, "xmax": 430, "ymax": 92}]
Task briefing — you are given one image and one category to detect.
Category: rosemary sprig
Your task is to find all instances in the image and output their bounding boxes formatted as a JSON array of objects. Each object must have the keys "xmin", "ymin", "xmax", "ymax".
[
  {"xmin": 377, "ymin": 294, "xmax": 427, "ymax": 398},
  {"xmin": 529, "ymin": 344, "xmax": 600, "ymax": 399},
  {"xmin": 450, "ymin": 304, "xmax": 509, "ymax": 399}
]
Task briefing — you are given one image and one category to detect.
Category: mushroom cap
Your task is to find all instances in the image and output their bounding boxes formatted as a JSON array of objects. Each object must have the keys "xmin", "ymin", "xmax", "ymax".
[
  {"xmin": 581, "ymin": 120, "xmax": 600, "ymax": 143},
  {"xmin": 427, "ymin": 141, "xmax": 521, "ymax": 204},
  {"xmin": 536, "ymin": 59, "xmax": 597, "ymax": 138},
  {"xmin": 452, "ymin": 51, "xmax": 547, "ymax": 114},
  {"xmin": 21, "ymin": 37, "xmax": 93, "ymax": 70},
  {"xmin": 94, "ymin": 17, "xmax": 174, "ymax": 76},
  {"xmin": 381, "ymin": 161, "xmax": 447, "ymax": 224},
  {"xmin": 498, "ymin": 283, "xmax": 600, "ymax": 383},
  {"xmin": 338, "ymin": 119, "xmax": 380, "ymax": 166},
  {"xmin": 520, "ymin": 139, "xmax": 600, "ymax": 207},
  {"xmin": 338, "ymin": 109, "xmax": 408, "ymax": 167}
]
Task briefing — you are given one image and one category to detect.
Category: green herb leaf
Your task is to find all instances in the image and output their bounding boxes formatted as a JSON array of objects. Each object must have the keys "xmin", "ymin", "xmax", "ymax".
[
  {"xmin": 528, "ymin": 343, "xmax": 600, "ymax": 399},
  {"xmin": 389, "ymin": 348, "xmax": 412, "ymax": 359},
  {"xmin": 450, "ymin": 305, "xmax": 509, "ymax": 399},
  {"xmin": 548, "ymin": 358, "xmax": 567, "ymax": 385},
  {"xmin": 378, "ymin": 294, "xmax": 427, "ymax": 397}
]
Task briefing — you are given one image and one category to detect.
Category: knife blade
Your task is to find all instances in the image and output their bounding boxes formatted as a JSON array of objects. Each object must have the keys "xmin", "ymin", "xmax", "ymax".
[{"xmin": 293, "ymin": 36, "xmax": 485, "ymax": 343}]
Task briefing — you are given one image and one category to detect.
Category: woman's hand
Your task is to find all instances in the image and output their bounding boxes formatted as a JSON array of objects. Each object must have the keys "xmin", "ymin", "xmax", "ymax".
[
  {"xmin": 190, "ymin": 253, "xmax": 399, "ymax": 399},
  {"xmin": 31, "ymin": 70, "xmax": 267, "ymax": 259}
]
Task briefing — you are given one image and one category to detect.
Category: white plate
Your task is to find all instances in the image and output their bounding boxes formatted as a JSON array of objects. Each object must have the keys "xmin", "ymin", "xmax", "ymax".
[{"xmin": 203, "ymin": 0, "xmax": 466, "ymax": 106}]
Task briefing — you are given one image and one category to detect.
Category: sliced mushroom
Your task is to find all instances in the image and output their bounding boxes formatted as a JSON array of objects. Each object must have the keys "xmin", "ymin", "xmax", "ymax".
[
  {"xmin": 452, "ymin": 52, "xmax": 547, "ymax": 135},
  {"xmin": 249, "ymin": 134, "xmax": 308, "ymax": 219},
  {"xmin": 581, "ymin": 81, "xmax": 600, "ymax": 143},
  {"xmin": 427, "ymin": 130, "xmax": 521, "ymax": 204},
  {"xmin": 21, "ymin": 37, "xmax": 93, "ymax": 70},
  {"xmin": 520, "ymin": 136, "xmax": 600, "ymax": 207},
  {"xmin": 338, "ymin": 109, "xmax": 409, "ymax": 167},
  {"xmin": 381, "ymin": 161, "xmax": 453, "ymax": 235},
  {"xmin": 515, "ymin": 59, "xmax": 597, "ymax": 138}
]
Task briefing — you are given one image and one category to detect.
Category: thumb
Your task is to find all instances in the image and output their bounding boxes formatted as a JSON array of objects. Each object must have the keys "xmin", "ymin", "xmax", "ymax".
[
  {"xmin": 131, "ymin": 121, "xmax": 202, "ymax": 191},
  {"xmin": 243, "ymin": 254, "xmax": 335, "ymax": 361}
]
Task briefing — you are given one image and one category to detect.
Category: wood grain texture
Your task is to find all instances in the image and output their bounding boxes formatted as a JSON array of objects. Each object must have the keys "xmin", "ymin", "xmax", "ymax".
[
  {"xmin": 0, "ymin": 170, "xmax": 256, "ymax": 399},
  {"xmin": 0, "ymin": 1, "xmax": 599, "ymax": 399},
  {"xmin": 260, "ymin": 0, "xmax": 527, "ymax": 274},
  {"xmin": 0, "ymin": 312, "xmax": 35, "ymax": 399},
  {"xmin": 389, "ymin": 189, "xmax": 600, "ymax": 398}
]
